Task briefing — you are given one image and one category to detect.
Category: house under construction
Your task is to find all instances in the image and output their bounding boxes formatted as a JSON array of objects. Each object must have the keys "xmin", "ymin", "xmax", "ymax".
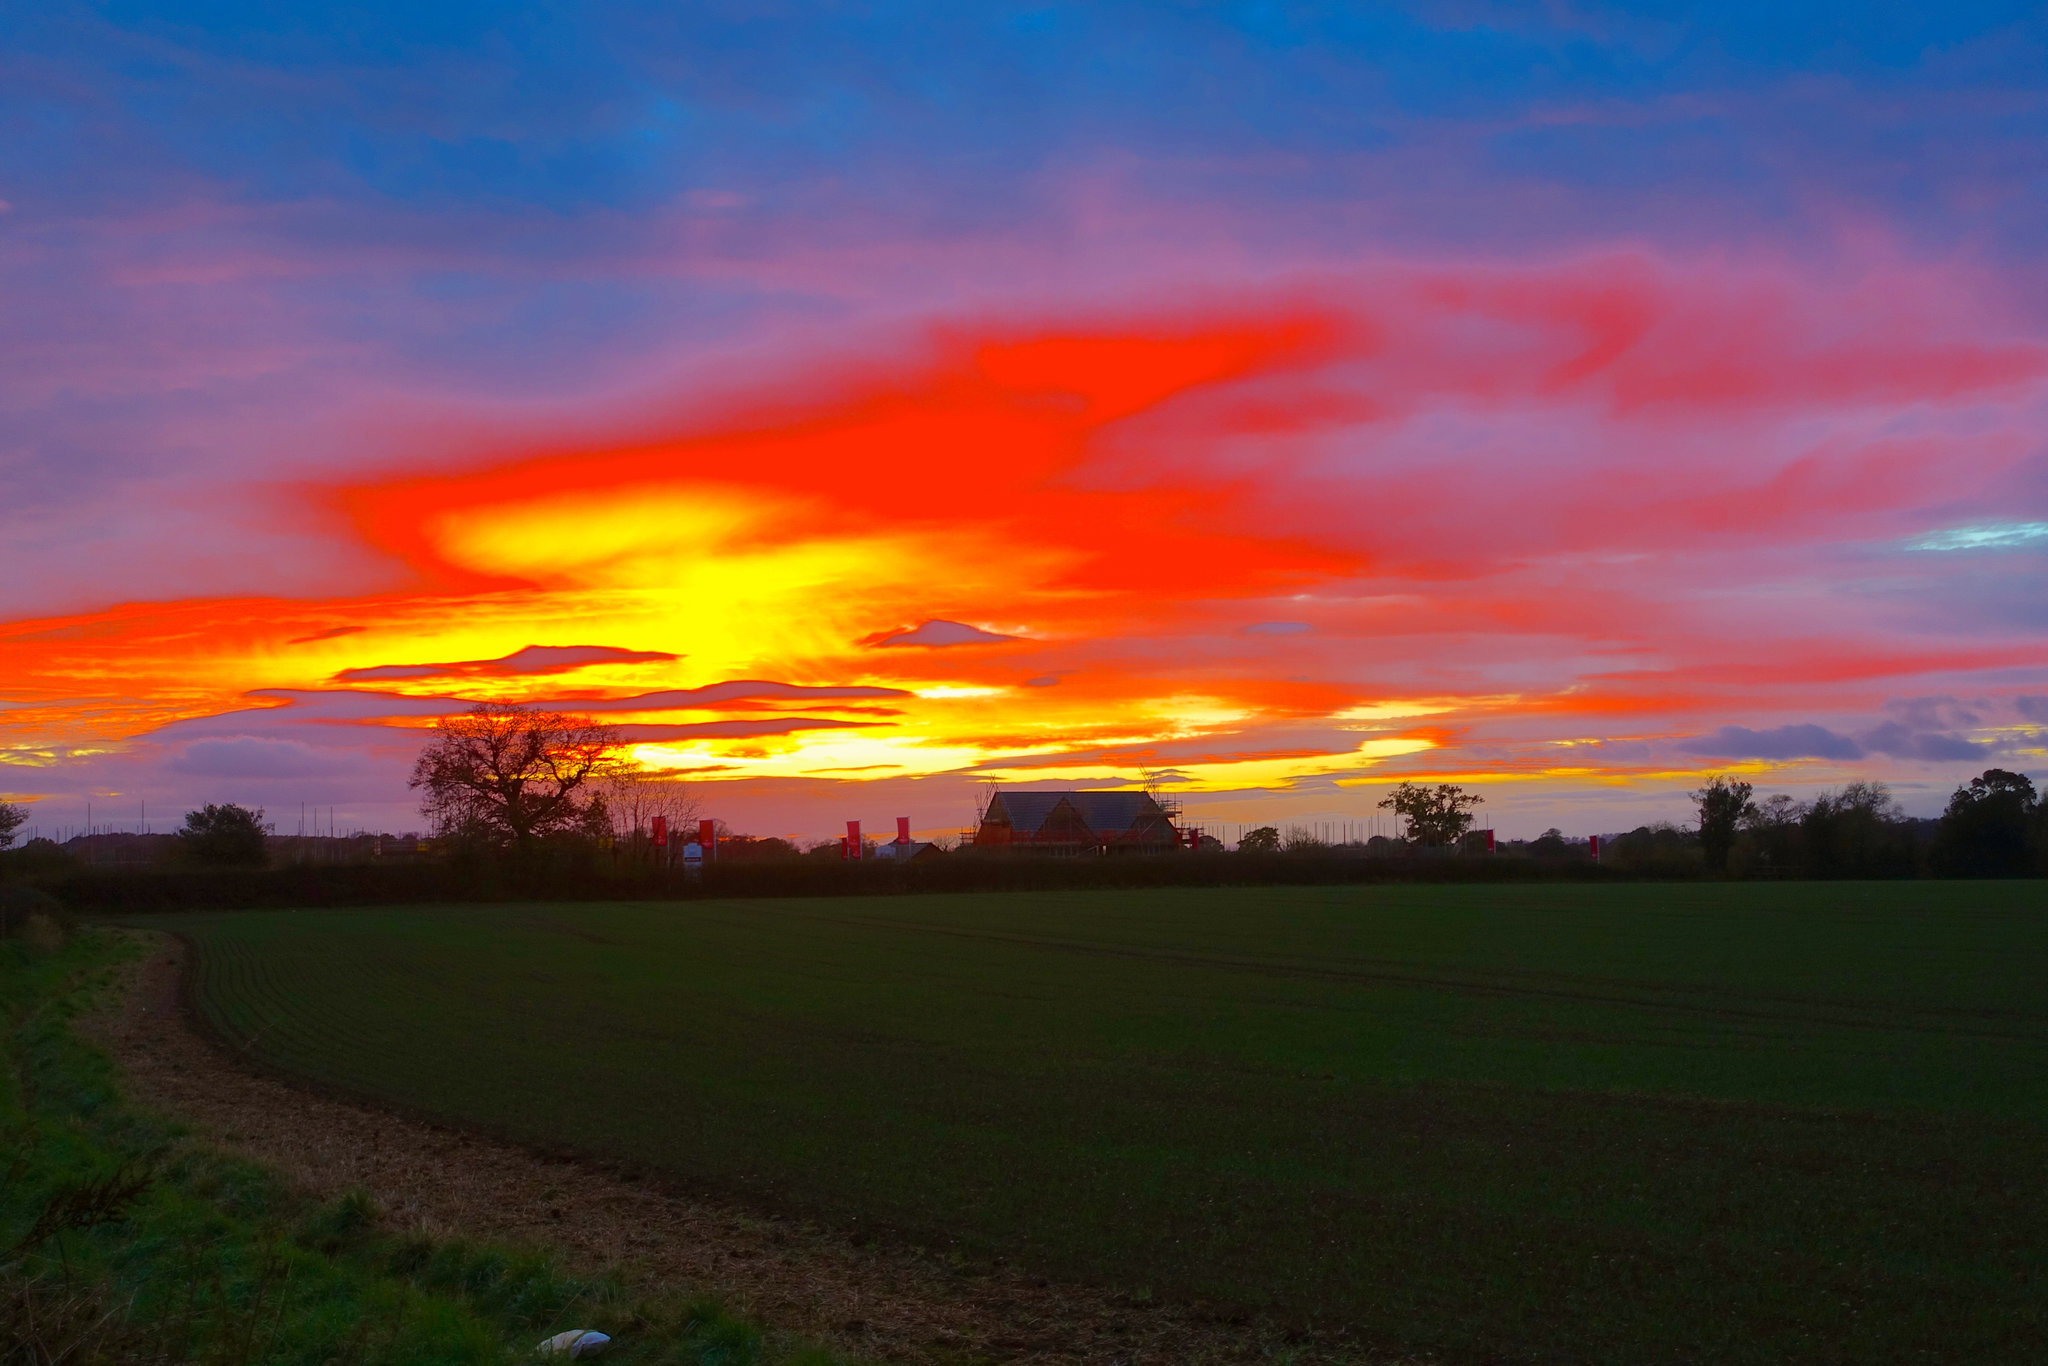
[{"xmin": 969, "ymin": 788, "xmax": 1187, "ymax": 855}]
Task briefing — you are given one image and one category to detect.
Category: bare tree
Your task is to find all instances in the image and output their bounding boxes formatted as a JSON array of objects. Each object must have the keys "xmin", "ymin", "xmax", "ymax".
[
  {"xmin": 1282, "ymin": 825, "xmax": 1330, "ymax": 854},
  {"xmin": 410, "ymin": 703, "xmax": 624, "ymax": 853},
  {"xmin": 601, "ymin": 765, "xmax": 701, "ymax": 861}
]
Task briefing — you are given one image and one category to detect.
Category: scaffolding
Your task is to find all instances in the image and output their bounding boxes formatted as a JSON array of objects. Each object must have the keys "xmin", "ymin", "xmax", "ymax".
[{"xmin": 964, "ymin": 787, "xmax": 1189, "ymax": 855}]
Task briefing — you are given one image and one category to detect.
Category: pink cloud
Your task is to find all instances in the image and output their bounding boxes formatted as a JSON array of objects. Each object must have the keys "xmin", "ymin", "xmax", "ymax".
[
  {"xmin": 335, "ymin": 643, "xmax": 680, "ymax": 682},
  {"xmin": 5, "ymin": 243, "xmax": 2045, "ymax": 831}
]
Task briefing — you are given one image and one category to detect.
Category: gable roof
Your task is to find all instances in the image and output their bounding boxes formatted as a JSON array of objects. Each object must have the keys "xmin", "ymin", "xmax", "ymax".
[
  {"xmin": 987, "ymin": 790, "xmax": 1067, "ymax": 834},
  {"xmin": 987, "ymin": 789, "xmax": 1166, "ymax": 837},
  {"xmin": 872, "ymin": 839, "xmax": 941, "ymax": 859}
]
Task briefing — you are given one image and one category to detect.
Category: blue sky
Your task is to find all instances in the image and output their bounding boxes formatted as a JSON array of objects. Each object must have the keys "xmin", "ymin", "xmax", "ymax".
[{"xmin": 4, "ymin": 2, "xmax": 2046, "ymax": 838}]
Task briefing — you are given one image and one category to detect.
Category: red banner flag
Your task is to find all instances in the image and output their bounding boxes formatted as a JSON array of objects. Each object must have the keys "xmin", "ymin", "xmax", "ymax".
[
  {"xmin": 651, "ymin": 815, "xmax": 667, "ymax": 847},
  {"xmin": 699, "ymin": 819, "xmax": 715, "ymax": 853},
  {"xmin": 1486, "ymin": 829, "xmax": 1496, "ymax": 853},
  {"xmin": 1589, "ymin": 834, "xmax": 1600, "ymax": 861},
  {"xmin": 896, "ymin": 816, "xmax": 911, "ymax": 845},
  {"xmin": 846, "ymin": 820, "xmax": 861, "ymax": 859}
]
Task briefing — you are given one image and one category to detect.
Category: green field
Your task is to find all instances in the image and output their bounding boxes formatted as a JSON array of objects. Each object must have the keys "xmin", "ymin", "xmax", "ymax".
[{"xmin": 152, "ymin": 884, "xmax": 2048, "ymax": 1364}]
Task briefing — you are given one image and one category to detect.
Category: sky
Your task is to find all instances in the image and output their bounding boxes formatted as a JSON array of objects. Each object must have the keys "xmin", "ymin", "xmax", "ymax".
[{"xmin": 4, "ymin": 1, "xmax": 2047, "ymax": 843}]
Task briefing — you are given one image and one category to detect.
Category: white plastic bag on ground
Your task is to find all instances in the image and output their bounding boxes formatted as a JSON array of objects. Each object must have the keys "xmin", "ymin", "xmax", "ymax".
[{"xmin": 536, "ymin": 1329, "xmax": 611, "ymax": 1357}]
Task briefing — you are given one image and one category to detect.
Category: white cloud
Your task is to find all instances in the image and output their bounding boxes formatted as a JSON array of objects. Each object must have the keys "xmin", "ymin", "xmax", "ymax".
[{"xmin": 1909, "ymin": 523, "xmax": 2048, "ymax": 552}]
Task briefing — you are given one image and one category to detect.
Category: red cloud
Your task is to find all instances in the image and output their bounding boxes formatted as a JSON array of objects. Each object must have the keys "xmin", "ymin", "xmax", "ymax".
[{"xmin": 5, "ymin": 254, "xmax": 2045, "ymax": 809}]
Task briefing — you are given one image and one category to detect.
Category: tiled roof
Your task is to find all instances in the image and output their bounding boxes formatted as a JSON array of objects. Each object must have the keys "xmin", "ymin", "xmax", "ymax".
[
  {"xmin": 988, "ymin": 791, "xmax": 1069, "ymax": 833},
  {"xmin": 988, "ymin": 789, "xmax": 1165, "ymax": 837}
]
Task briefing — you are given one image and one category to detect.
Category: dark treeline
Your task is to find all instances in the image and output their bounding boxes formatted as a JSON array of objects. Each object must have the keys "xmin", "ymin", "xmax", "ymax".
[
  {"xmin": 1709, "ymin": 771, "xmax": 2045, "ymax": 879},
  {"xmin": 5, "ymin": 768, "xmax": 2042, "ymax": 915},
  {"xmin": 24, "ymin": 846, "xmax": 1627, "ymax": 914}
]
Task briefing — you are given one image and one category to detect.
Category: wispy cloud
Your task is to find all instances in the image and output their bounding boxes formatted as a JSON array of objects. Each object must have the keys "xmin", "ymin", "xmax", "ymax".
[{"xmin": 1910, "ymin": 523, "xmax": 2048, "ymax": 551}]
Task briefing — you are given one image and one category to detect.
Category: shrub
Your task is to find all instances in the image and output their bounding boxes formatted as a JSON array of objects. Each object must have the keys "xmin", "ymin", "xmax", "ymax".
[
  {"xmin": 0, "ymin": 884, "xmax": 70, "ymax": 945},
  {"xmin": 176, "ymin": 803, "xmax": 269, "ymax": 867},
  {"xmin": 1602, "ymin": 823, "xmax": 1703, "ymax": 874}
]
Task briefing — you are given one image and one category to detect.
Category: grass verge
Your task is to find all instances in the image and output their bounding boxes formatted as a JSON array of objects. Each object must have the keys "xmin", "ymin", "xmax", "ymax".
[{"xmin": 1, "ymin": 927, "xmax": 848, "ymax": 1366}]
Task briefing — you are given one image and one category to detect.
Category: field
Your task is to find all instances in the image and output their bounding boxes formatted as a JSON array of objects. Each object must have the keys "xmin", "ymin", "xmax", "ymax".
[
  {"xmin": 2, "ymin": 931, "xmax": 813, "ymax": 1366},
  {"xmin": 149, "ymin": 884, "xmax": 2048, "ymax": 1364}
]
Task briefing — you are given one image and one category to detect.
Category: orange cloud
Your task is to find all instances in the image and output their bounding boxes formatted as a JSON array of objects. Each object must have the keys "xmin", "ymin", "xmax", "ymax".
[
  {"xmin": 6, "ymin": 259, "xmax": 2045, "ymax": 823},
  {"xmin": 2, "ymin": 315, "xmax": 1389, "ymax": 789}
]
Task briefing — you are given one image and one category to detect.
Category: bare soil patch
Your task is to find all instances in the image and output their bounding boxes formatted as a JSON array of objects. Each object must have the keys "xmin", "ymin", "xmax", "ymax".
[{"xmin": 88, "ymin": 931, "xmax": 1375, "ymax": 1366}]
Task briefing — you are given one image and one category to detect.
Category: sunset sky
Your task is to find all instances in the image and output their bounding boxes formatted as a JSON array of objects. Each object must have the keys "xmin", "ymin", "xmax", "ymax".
[{"xmin": 5, "ymin": 3, "xmax": 2047, "ymax": 842}]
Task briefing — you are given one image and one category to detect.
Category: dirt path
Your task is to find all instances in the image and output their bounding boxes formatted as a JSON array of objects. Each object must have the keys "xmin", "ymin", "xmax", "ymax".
[{"xmin": 89, "ymin": 931, "xmax": 1377, "ymax": 1366}]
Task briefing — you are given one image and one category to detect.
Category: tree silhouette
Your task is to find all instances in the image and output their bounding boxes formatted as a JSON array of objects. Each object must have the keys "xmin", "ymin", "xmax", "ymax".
[
  {"xmin": 600, "ymin": 766, "xmax": 701, "ymax": 863},
  {"xmin": 1931, "ymin": 768, "xmax": 2040, "ymax": 877},
  {"xmin": 178, "ymin": 803, "xmax": 268, "ymax": 866},
  {"xmin": 1377, "ymin": 782, "xmax": 1483, "ymax": 847},
  {"xmin": 1692, "ymin": 776, "xmax": 1755, "ymax": 872},
  {"xmin": 410, "ymin": 703, "xmax": 624, "ymax": 854},
  {"xmin": 1801, "ymin": 781, "xmax": 1912, "ymax": 878}
]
